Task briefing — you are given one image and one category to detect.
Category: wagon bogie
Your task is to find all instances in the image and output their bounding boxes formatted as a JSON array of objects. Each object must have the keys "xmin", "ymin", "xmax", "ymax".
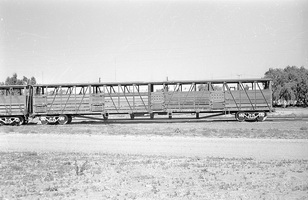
[
  {"xmin": 39, "ymin": 116, "xmax": 48, "ymax": 125},
  {"xmin": 235, "ymin": 111, "xmax": 267, "ymax": 122},
  {"xmin": 0, "ymin": 116, "xmax": 25, "ymax": 126},
  {"xmin": 38, "ymin": 115, "xmax": 70, "ymax": 125}
]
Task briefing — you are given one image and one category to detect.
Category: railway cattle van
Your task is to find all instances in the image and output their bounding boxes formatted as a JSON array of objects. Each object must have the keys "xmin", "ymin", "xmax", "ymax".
[
  {"xmin": 30, "ymin": 78, "xmax": 273, "ymax": 124},
  {"xmin": 0, "ymin": 85, "xmax": 31, "ymax": 125},
  {"xmin": 31, "ymin": 82, "xmax": 151, "ymax": 124},
  {"xmin": 149, "ymin": 78, "xmax": 272, "ymax": 121},
  {"xmin": 0, "ymin": 78, "xmax": 273, "ymax": 125}
]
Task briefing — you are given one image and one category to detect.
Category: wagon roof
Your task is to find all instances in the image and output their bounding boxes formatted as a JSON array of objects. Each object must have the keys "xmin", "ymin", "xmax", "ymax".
[{"xmin": 33, "ymin": 78, "xmax": 272, "ymax": 87}]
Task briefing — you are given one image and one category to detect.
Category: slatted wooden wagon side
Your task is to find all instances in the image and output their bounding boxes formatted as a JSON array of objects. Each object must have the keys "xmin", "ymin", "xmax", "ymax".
[
  {"xmin": 0, "ymin": 85, "xmax": 31, "ymax": 125},
  {"xmin": 31, "ymin": 78, "xmax": 272, "ymax": 124}
]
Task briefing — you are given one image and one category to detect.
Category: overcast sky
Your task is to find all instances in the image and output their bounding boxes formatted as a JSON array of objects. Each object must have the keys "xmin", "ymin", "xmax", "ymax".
[{"xmin": 1, "ymin": 0, "xmax": 307, "ymax": 84}]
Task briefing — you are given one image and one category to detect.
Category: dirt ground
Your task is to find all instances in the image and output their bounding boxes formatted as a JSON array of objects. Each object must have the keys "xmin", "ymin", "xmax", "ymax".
[
  {"xmin": 0, "ymin": 108, "xmax": 308, "ymax": 199},
  {"xmin": 1, "ymin": 119, "xmax": 308, "ymax": 139},
  {"xmin": 1, "ymin": 134, "xmax": 308, "ymax": 160}
]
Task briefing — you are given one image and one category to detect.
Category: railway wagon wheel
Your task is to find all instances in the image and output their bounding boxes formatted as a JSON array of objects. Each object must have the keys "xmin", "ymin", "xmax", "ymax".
[
  {"xmin": 235, "ymin": 112, "xmax": 245, "ymax": 122},
  {"xmin": 17, "ymin": 116, "xmax": 25, "ymax": 126},
  {"xmin": 39, "ymin": 116, "xmax": 48, "ymax": 125},
  {"xmin": 58, "ymin": 115, "xmax": 69, "ymax": 125},
  {"xmin": 0, "ymin": 117, "xmax": 5, "ymax": 125},
  {"xmin": 256, "ymin": 112, "xmax": 267, "ymax": 122}
]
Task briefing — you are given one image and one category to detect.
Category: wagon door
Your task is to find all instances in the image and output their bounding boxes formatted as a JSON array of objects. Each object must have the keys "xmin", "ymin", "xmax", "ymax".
[
  {"xmin": 33, "ymin": 95, "xmax": 47, "ymax": 113},
  {"xmin": 210, "ymin": 91, "xmax": 225, "ymax": 110},
  {"xmin": 90, "ymin": 93, "xmax": 104, "ymax": 112},
  {"xmin": 151, "ymin": 92, "xmax": 165, "ymax": 111}
]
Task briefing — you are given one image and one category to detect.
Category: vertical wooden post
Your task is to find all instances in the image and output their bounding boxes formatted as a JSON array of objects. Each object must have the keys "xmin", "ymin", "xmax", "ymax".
[
  {"xmin": 269, "ymin": 80, "xmax": 273, "ymax": 111},
  {"xmin": 60, "ymin": 86, "xmax": 62, "ymax": 112},
  {"xmin": 148, "ymin": 84, "xmax": 152, "ymax": 113},
  {"xmin": 89, "ymin": 85, "xmax": 92, "ymax": 112},
  {"xmin": 9, "ymin": 87, "xmax": 12, "ymax": 115},
  {"xmin": 74, "ymin": 86, "xmax": 77, "ymax": 113},
  {"xmin": 239, "ymin": 82, "xmax": 241, "ymax": 110},
  {"xmin": 223, "ymin": 82, "xmax": 226, "ymax": 112},
  {"xmin": 254, "ymin": 81, "xmax": 256, "ymax": 109},
  {"xmin": 118, "ymin": 85, "xmax": 120, "ymax": 109}
]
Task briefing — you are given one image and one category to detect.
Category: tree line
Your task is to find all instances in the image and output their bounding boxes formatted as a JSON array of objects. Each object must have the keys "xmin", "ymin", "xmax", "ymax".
[
  {"xmin": 1, "ymin": 67, "xmax": 307, "ymax": 106},
  {"xmin": 0, "ymin": 73, "xmax": 36, "ymax": 86},
  {"xmin": 264, "ymin": 66, "xmax": 308, "ymax": 107}
]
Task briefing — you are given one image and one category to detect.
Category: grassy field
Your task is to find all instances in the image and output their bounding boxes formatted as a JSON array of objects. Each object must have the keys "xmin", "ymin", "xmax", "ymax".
[{"xmin": 0, "ymin": 152, "xmax": 307, "ymax": 200}]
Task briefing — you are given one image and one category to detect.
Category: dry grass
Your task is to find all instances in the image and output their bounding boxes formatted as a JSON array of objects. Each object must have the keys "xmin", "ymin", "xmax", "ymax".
[{"xmin": 0, "ymin": 152, "xmax": 307, "ymax": 199}]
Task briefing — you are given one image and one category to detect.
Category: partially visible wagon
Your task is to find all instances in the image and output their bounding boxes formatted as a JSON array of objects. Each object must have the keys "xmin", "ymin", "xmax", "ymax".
[{"xmin": 0, "ymin": 85, "xmax": 31, "ymax": 125}]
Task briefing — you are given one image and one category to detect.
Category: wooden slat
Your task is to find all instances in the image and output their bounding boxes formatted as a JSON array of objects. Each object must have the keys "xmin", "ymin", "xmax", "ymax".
[
  {"xmin": 226, "ymin": 104, "xmax": 270, "ymax": 108},
  {"xmin": 225, "ymin": 100, "xmax": 270, "ymax": 104}
]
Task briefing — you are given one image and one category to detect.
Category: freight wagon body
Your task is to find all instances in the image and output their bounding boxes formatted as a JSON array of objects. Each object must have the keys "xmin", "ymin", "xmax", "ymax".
[
  {"xmin": 0, "ymin": 85, "xmax": 31, "ymax": 125},
  {"xmin": 31, "ymin": 78, "xmax": 272, "ymax": 124},
  {"xmin": 31, "ymin": 83, "xmax": 150, "ymax": 124}
]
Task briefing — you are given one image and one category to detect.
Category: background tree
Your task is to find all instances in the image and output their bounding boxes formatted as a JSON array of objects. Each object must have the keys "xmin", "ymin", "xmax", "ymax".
[
  {"xmin": 4, "ymin": 73, "xmax": 36, "ymax": 85},
  {"xmin": 198, "ymin": 84, "xmax": 208, "ymax": 91},
  {"xmin": 264, "ymin": 66, "xmax": 308, "ymax": 106}
]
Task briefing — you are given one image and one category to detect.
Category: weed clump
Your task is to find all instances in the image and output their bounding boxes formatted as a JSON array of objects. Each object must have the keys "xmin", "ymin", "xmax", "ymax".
[{"xmin": 74, "ymin": 160, "xmax": 88, "ymax": 176}]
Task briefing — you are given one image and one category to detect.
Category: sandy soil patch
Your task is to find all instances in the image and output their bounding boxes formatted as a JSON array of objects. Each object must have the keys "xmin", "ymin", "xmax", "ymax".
[{"xmin": 1, "ymin": 134, "xmax": 308, "ymax": 160}]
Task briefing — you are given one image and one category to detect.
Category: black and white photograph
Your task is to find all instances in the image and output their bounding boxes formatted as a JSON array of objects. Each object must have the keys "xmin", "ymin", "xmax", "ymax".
[{"xmin": 0, "ymin": 0, "xmax": 308, "ymax": 199}]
